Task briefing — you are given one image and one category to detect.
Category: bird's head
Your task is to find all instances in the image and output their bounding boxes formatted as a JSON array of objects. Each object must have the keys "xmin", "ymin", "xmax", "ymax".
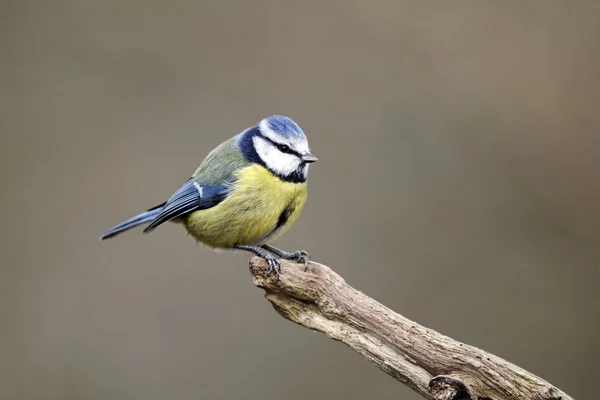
[{"xmin": 239, "ymin": 115, "xmax": 317, "ymax": 183}]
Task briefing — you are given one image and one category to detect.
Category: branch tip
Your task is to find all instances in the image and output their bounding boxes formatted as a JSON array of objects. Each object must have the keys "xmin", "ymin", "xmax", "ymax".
[{"xmin": 247, "ymin": 257, "xmax": 573, "ymax": 400}]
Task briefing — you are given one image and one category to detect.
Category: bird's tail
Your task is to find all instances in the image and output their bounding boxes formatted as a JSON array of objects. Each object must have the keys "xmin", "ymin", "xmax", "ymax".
[{"xmin": 100, "ymin": 203, "xmax": 165, "ymax": 240}]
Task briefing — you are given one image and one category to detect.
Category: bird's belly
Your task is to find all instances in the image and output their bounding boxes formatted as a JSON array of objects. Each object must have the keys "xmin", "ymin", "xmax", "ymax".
[{"xmin": 183, "ymin": 164, "xmax": 307, "ymax": 249}]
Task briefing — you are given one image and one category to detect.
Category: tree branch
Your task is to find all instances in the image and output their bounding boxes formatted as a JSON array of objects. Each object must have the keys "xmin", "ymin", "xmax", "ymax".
[{"xmin": 248, "ymin": 257, "xmax": 573, "ymax": 400}]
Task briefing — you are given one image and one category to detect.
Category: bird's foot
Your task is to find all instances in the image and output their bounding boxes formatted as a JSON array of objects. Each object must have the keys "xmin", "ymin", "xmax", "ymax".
[
  {"xmin": 264, "ymin": 254, "xmax": 281, "ymax": 280},
  {"xmin": 235, "ymin": 244, "xmax": 282, "ymax": 281},
  {"xmin": 261, "ymin": 245, "xmax": 311, "ymax": 271},
  {"xmin": 286, "ymin": 250, "xmax": 311, "ymax": 270}
]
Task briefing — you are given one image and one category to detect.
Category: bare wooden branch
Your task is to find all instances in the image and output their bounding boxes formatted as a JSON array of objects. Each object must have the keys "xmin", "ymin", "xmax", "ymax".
[{"xmin": 248, "ymin": 257, "xmax": 573, "ymax": 400}]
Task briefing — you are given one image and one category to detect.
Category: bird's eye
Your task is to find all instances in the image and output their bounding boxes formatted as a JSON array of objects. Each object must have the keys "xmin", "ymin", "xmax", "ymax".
[{"xmin": 276, "ymin": 144, "xmax": 291, "ymax": 153}]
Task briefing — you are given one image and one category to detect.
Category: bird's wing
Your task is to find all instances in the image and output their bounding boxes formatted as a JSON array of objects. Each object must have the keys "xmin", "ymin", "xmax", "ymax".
[
  {"xmin": 143, "ymin": 178, "xmax": 231, "ymax": 233},
  {"xmin": 144, "ymin": 134, "xmax": 249, "ymax": 233}
]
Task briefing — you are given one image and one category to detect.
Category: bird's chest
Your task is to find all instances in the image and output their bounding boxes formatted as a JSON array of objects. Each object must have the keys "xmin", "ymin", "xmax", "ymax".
[
  {"xmin": 185, "ymin": 164, "xmax": 307, "ymax": 248},
  {"xmin": 229, "ymin": 165, "xmax": 307, "ymax": 245}
]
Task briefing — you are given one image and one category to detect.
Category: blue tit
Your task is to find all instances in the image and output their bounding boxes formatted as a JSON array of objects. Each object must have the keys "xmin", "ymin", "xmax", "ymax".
[{"xmin": 101, "ymin": 115, "xmax": 318, "ymax": 278}]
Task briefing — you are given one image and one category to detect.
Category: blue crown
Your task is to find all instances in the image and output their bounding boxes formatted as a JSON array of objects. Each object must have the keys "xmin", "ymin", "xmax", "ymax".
[{"xmin": 265, "ymin": 115, "xmax": 305, "ymax": 139}]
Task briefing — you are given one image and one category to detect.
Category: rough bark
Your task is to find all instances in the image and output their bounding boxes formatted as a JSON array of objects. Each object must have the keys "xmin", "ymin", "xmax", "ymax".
[{"xmin": 248, "ymin": 257, "xmax": 573, "ymax": 400}]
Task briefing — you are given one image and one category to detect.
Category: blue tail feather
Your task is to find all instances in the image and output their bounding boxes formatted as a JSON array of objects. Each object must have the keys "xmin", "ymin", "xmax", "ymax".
[{"xmin": 100, "ymin": 206, "xmax": 163, "ymax": 240}]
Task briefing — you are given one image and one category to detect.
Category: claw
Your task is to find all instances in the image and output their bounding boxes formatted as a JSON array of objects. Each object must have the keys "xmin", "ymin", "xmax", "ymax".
[
  {"xmin": 259, "ymin": 245, "xmax": 310, "ymax": 276},
  {"xmin": 298, "ymin": 255, "xmax": 310, "ymax": 270},
  {"xmin": 294, "ymin": 250, "xmax": 310, "ymax": 262},
  {"xmin": 235, "ymin": 244, "xmax": 283, "ymax": 281},
  {"xmin": 266, "ymin": 257, "xmax": 281, "ymax": 281},
  {"xmin": 292, "ymin": 250, "xmax": 310, "ymax": 271}
]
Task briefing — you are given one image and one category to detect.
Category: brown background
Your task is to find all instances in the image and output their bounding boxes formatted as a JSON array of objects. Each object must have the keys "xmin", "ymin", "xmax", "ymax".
[{"xmin": 1, "ymin": 1, "xmax": 599, "ymax": 399}]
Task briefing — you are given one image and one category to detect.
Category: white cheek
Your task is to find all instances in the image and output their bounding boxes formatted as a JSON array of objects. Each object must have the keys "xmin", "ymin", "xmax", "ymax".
[{"xmin": 253, "ymin": 137, "xmax": 300, "ymax": 176}]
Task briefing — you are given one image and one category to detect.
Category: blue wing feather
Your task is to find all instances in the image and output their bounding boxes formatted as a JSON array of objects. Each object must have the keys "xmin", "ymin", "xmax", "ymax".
[{"xmin": 143, "ymin": 178, "xmax": 230, "ymax": 233}]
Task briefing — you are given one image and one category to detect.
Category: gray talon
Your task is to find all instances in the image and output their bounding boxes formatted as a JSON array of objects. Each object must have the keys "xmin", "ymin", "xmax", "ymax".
[
  {"xmin": 266, "ymin": 257, "xmax": 281, "ymax": 280},
  {"xmin": 295, "ymin": 251, "xmax": 310, "ymax": 270},
  {"xmin": 293, "ymin": 250, "xmax": 310, "ymax": 263},
  {"xmin": 260, "ymin": 245, "xmax": 311, "ymax": 274},
  {"xmin": 234, "ymin": 244, "xmax": 282, "ymax": 281}
]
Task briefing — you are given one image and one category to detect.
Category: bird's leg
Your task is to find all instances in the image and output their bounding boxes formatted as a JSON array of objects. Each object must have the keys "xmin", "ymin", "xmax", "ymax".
[
  {"xmin": 262, "ymin": 244, "xmax": 310, "ymax": 270},
  {"xmin": 234, "ymin": 244, "xmax": 281, "ymax": 280}
]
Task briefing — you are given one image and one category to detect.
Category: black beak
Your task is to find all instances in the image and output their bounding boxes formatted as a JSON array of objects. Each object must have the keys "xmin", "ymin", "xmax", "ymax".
[{"xmin": 301, "ymin": 152, "xmax": 318, "ymax": 163}]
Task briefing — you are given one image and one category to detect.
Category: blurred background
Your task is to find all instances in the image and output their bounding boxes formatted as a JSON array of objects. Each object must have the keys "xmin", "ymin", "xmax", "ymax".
[{"xmin": 1, "ymin": 1, "xmax": 599, "ymax": 399}]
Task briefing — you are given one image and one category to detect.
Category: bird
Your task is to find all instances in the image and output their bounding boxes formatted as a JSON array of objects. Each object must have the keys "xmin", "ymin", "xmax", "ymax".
[{"xmin": 101, "ymin": 115, "xmax": 317, "ymax": 279}]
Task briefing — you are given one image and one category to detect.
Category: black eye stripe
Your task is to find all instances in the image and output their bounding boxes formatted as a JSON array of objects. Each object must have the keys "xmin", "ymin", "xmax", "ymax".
[{"xmin": 261, "ymin": 135, "xmax": 302, "ymax": 158}]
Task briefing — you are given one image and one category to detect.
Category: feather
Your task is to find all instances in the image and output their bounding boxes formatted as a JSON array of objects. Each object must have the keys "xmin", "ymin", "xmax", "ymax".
[
  {"xmin": 100, "ymin": 207, "xmax": 163, "ymax": 240},
  {"xmin": 143, "ymin": 179, "xmax": 230, "ymax": 233}
]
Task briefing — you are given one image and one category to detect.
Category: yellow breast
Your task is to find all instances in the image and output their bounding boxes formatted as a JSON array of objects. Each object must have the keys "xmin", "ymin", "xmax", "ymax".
[{"xmin": 184, "ymin": 164, "xmax": 307, "ymax": 248}]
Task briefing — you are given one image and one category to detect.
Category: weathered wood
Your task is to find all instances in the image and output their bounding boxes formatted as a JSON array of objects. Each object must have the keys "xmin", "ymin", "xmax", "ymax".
[{"xmin": 249, "ymin": 257, "xmax": 572, "ymax": 400}]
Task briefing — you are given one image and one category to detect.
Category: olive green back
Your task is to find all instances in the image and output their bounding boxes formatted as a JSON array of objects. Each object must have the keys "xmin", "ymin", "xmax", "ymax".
[{"xmin": 192, "ymin": 134, "xmax": 249, "ymax": 185}]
